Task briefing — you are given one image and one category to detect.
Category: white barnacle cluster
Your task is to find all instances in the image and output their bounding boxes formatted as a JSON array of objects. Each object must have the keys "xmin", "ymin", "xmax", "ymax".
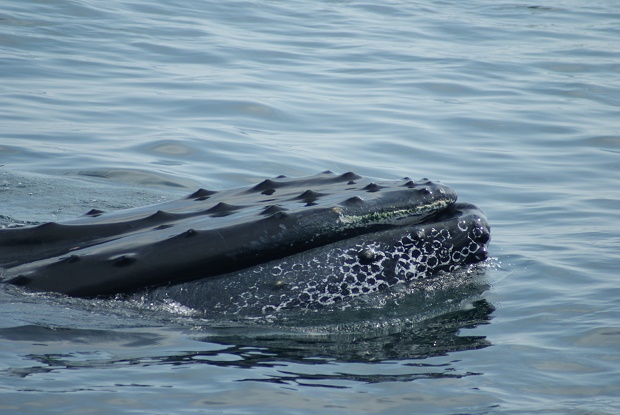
[
  {"xmin": 259, "ymin": 242, "xmax": 394, "ymax": 313},
  {"xmin": 393, "ymin": 227, "xmax": 455, "ymax": 278},
  {"xmin": 262, "ymin": 220, "xmax": 483, "ymax": 313}
]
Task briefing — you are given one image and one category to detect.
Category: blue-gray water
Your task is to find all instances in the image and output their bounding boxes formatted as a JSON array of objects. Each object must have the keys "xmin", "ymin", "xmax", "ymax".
[{"xmin": 1, "ymin": 0, "xmax": 619, "ymax": 414}]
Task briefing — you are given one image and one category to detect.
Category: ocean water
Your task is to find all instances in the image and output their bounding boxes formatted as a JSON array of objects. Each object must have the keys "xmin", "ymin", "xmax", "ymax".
[{"xmin": 1, "ymin": 0, "xmax": 619, "ymax": 414}]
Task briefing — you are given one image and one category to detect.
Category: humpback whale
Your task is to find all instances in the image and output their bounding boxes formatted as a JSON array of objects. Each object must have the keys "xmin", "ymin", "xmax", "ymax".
[{"xmin": 0, "ymin": 171, "xmax": 490, "ymax": 308}]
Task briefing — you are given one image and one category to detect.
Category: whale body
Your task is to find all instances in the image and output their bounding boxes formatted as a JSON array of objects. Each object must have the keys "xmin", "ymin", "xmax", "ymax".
[{"xmin": 0, "ymin": 171, "xmax": 490, "ymax": 306}]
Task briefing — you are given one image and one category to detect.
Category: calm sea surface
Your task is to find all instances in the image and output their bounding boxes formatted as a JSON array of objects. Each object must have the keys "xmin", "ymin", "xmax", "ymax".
[{"xmin": 1, "ymin": 0, "xmax": 619, "ymax": 414}]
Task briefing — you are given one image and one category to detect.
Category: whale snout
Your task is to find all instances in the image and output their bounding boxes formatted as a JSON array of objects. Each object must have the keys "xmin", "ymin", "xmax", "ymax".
[{"xmin": 462, "ymin": 211, "xmax": 491, "ymax": 265}]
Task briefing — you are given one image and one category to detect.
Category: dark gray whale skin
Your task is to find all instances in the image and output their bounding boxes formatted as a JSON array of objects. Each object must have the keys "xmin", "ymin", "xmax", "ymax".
[{"xmin": 0, "ymin": 171, "xmax": 489, "ymax": 298}]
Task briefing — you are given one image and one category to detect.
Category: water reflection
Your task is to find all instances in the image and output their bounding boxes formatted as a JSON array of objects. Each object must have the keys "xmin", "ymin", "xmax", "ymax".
[
  {"xmin": 197, "ymin": 299, "xmax": 495, "ymax": 363},
  {"xmin": 0, "ymin": 299, "xmax": 493, "ymax": 387}
]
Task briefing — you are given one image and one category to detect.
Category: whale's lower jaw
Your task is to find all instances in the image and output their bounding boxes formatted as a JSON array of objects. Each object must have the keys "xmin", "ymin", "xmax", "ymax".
[
  {"xmin": 141, "ymin": 202, "xmax": 490, "ymax": 315},
  {"xmin": 0, "ymin": 172, "xmax": 488, "ymax": 301}
]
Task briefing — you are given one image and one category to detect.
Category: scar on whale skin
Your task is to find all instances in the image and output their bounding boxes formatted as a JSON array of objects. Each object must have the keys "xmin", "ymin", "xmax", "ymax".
[{"xmin": 0, "ymin": 171, "xmax": 490, "ymax": 299}]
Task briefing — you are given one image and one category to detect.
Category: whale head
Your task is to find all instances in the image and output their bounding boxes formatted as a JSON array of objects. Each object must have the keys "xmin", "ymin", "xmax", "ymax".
[{"xmin": 1, "ymin": 172, "xmax": 485, "ymax": 301}]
